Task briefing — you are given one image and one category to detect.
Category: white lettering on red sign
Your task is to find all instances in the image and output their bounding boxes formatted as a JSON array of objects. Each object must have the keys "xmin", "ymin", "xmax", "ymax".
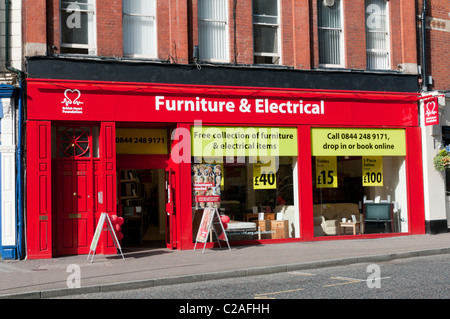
[{"xmin": 154, "ymin": 96, "xmax": 325, "ymax": 115}]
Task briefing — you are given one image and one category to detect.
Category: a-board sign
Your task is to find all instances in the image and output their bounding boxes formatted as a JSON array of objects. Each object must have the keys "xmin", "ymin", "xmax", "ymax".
[
  {"xmin": 194, "ymin": 208, "xmax": 230, "ymax": 253},
  {"xmin": 196, "ymin": 208, "xmax": 215, "ymax": 244},
  {"xmin": 88, "ymin": 213, "xmax": 124, "ymax": 263}
]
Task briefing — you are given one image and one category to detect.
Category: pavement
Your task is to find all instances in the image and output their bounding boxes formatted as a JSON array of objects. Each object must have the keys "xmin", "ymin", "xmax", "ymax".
[{"xmin": 1, "ymin": 233, "xmax": 450, "ymax": 299}]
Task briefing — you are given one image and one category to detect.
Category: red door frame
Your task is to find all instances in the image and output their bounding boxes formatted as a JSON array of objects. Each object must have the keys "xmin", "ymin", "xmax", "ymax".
[
  {"xmin": 165, "ymin": 166, "xmax": 176, "ymax": 249},
  {"xmin": 26, "ymin": 121, "xmax": 52, "ymax": 259}
]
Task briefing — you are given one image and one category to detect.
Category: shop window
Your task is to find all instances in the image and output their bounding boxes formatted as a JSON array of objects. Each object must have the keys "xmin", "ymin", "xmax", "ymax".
[
  {"xmin": 311, "ymin": 128, "xmax": 408, "ymax": 237},
  {"xmin": 56, "ymin": 126, "xmax": 99, "ymax": 158},
  {"xmin": 253, "ymin": 0, "xmax": 280, "ymax": 65},
  {"xmin": 318, "ymin": 0, "xmax": 344, "ymax": 67},
  {"xmin": 191, "ymin": 126, "xmax": 299, "ymax": 243},
  {"xmin": 123, "ymin": 0, "xmax": 157, "ymax": 58},
  {"xmin": 60, "ymin": 0, "xmax": 96, "ymax": 55},
  {"xmin": 365, "ymin": 0, "xmax": 390, "ymax": 70},
  {"xmin": 198, "ymin": 0, "xmax": 229, "ymax": 62}
]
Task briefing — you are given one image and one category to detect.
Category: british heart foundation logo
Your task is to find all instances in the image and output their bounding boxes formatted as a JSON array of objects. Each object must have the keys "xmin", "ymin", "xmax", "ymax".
[
  {"xmin": 424, "ymin": 97, "xmax": 438, "ymax": 126},
  {"xmin": 61, "ymin": 89, "xmax": 84, "ymax": 114}
]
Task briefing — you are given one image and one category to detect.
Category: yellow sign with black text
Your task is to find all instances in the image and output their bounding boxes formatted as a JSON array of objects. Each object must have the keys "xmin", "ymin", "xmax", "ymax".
[
  {"xmin": 253, "ymin": 164, "xmax": 277, "ymax": 189},
  {"xmin": 315, "ymin": 156, "xmax": 338, "ymax": 188},
  {"xmin": 116, "ymin": 129, "xmax": 168, "ymax": 154},
  {"xmin": 191, "ymin": 126, "xmax": 298, "ymax": 157},
  {"xmin": 311, "ymin": 128, "xmax": 405, "ymax": 156},
  {"xmin": 362, "ymin": 156, "xmax": 383, "ymax": 186}
]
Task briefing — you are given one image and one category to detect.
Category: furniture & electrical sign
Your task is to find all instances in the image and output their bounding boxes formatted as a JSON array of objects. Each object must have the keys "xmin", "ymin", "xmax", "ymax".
[{"xmin": 26, "ymin": 79, "xmax": 418, "ymax": 127}]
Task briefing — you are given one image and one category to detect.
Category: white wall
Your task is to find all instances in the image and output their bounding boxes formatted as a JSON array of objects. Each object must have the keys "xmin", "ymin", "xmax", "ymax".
[
  {"xmin": 0, "ymin": 97, "xmax": 16, "ymax": 247},
  {"xmin": 0, "ymin": 0, "xmax": 22, "ymax": 74}
]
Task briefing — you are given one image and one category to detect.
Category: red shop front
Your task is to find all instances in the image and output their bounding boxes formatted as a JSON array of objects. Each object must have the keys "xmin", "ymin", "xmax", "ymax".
[{"xmin": 25, "ymin": 78, "xmax": 426, "ymax": 259}]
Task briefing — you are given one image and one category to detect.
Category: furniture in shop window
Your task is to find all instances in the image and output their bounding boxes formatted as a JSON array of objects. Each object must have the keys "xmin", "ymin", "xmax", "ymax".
[
  {"xmin": 363, "ymin": 203, "xmax": 394, "ymax": 233},
  {"xmin": 270, "ymin": 220, "xmax": 289, "ymax": 239}
]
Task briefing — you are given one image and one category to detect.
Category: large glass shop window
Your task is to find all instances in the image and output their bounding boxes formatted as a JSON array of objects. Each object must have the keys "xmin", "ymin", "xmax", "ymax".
[
  {"xmin": 191, "ymin": 126, "xmax": 300, "ymax": 242},
  {"xmin": 311, "ymin": 128, "xmax": 408, "ymax": 237}
]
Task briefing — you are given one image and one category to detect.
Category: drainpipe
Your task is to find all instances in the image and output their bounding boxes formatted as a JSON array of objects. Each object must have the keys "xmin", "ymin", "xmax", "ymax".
[
  {"xmin": 4, "ymin": 0, "xmax": 25, "ymax": 259},
  {"xmin": 420, "ymin": 0, "xmax": 428, "ymax": 91}
]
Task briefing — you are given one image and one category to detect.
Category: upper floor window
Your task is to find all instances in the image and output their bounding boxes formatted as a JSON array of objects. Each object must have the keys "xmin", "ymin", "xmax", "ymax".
[
  {"xmin": 60, "ymin": 0, "xmax": 96, "ymax": 55},
  {"xmin": 365, "ymin": 0, "xmax": 390, "ymax": 70},
  {"xmin": 253, "ymin": 0, "xmax": 280, "ymax": 65},
  {"xmin": 198, "ymin": 0, "xmax": 229, "ymax": 62},
  {"xmin": 123, "ymin": 0, "xmax": 157, "ymax": 58},
  {"xmin": 318, "ymin": 0, "xmax": 343, "ymax": 67}
]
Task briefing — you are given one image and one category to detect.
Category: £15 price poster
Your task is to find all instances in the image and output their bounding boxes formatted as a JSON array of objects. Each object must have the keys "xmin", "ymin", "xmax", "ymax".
[{"xmin": 315, "ymin": 156, "xmax": 338, "ymax": 188}]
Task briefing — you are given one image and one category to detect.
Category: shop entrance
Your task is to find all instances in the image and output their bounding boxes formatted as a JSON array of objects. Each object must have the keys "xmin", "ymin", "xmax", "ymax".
[
  {"xmin": 117, "ymin": 155, "xmax": 173, "ymax": 249},
  {"xmin": 119, "ymin": 168, "xmax": 166, "ymax": 247}
]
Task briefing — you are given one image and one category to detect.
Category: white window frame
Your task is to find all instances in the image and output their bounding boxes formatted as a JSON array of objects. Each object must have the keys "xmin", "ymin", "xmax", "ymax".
[
  {"xmin": 198, "ymin": 0, "xmax": 229, "ymax": 63},
  {"xmin": 60, "ymin": 0, "xmax": 97, "ymax": 55},
  {"xmin": 317, "ymin": 0, "xmax": 344, "ymax": 68},
  {"xmin": 365, "ymin": 0, "xmax": 390, "ymax": 70},
  {"xmin": 122, "ymin": 0, "xmax": 157, "ymax": 59},
  {"xmin": 252, "ymin": 0, "xmax": 281, "ymax": 65}
]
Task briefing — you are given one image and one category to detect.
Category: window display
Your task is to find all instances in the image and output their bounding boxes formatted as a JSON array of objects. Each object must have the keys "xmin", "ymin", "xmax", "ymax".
[
  {"xmin": 191, "ymin": 126, "xmax": 299, "ymax": 242},
  {"xmin": 311, "ymin": 128, "xmax": 408, "ymax": 236}
]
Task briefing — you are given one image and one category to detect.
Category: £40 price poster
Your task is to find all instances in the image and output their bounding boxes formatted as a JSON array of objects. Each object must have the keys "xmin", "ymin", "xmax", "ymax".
[
  {"xmin": 315, "ymin": 156, "xmax": 338, "ymax": 188},
  {"xmin": 253, "ymin": 163, "xmax": 277, "ymax": 189}
]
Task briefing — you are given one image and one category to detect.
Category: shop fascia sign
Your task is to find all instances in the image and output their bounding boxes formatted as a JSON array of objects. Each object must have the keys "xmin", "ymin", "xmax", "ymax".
[{"xmin": 26, "ymin": 79, "xmax": 419, "ymax": 126}]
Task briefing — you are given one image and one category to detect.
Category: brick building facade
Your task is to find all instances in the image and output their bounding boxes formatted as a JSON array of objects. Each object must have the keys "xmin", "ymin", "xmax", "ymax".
[
  {"xmin": 420, "ymin": 0, "xmax": 450, "ymax": 91},
  {"xmin": 23, "ymin": 0, "xmax": 418, "ymax": 72}
]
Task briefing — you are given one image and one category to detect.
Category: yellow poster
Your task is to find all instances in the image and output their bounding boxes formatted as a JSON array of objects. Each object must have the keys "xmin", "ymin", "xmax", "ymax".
[
  {"xmin": 253, "ymin": 164, "xmax": 277, "ymax": 189},
  {"xmin": 311, "ymin": 128, "xmax": 405, "ymax": 156},
  {"xmin": 191, "ymin": 126, "xmax": 297, "ymax": 157},
  {"xmin": 116, "ymin": 129, "xmax": 168, "ymax": 154},
  {"xmin": 315, "ymin": 156, "xmax": 338, "ymax": 188},
  {"xmin": 362, "ymin": 156, "xmax": 383, "ymax": 186}
]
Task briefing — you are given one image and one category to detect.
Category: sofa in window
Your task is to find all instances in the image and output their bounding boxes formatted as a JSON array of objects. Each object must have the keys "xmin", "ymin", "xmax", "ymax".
[{"xmin": 313, "ymin": 203, "xmax": 361, "ymax": 236}]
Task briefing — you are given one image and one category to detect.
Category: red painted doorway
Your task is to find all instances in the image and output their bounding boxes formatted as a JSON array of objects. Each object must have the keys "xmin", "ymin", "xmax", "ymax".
[
  {"xmin": 55, "ymin": 126, "xmax": 96, "ymax": 256},
  {"xmin": 56, "ymin": 160, "xmax": 94, "ymax": 255}
]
